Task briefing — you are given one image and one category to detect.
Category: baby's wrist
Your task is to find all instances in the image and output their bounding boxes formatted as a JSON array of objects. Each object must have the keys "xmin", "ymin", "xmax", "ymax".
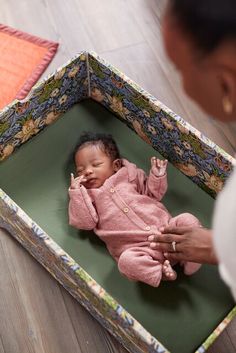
[{"xmin": 69, "ymin": 184, "xmax": 81, "ymax": 190}]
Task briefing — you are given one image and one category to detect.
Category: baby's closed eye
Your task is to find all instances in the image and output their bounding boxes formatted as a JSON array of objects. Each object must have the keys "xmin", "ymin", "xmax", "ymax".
[{"xmin": 93, "ymin": 162, "xmax": 103, "ymax": 167}]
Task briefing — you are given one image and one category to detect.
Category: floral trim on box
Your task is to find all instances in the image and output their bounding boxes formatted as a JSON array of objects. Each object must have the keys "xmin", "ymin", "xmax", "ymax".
[
  {"xmin": 0, "ymin": 52, "xmax": 88, "ymax": 161},
  {"xmin": 195, "ymin": 306, "xmax": 236, "ymax": 352},
  {"xmin": 88, "ymin": 52, "xmax": 235, "ymax": 198},
  {"xmin": 0, "ymin": 188, "xmax": 169, "ymax": 353}
]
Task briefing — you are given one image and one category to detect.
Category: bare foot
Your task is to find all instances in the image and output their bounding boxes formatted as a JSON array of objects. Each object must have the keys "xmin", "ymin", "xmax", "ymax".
[
  {"xmin": 182, "ymin": 261, "xmax": 202, "ymax": 276},
  {"xmin": 162, "ymin": 260, "xmax": 177, "ymax": 281}
]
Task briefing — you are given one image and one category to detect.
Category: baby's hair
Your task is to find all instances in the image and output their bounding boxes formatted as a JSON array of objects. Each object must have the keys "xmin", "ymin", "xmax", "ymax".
[{"xmin": 73, "ymin": 132, "xmax": 121, "ymax": 161}]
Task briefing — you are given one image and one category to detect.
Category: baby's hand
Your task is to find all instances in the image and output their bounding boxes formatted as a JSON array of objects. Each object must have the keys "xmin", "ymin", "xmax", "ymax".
[
  {"xmin": 151, "ymin": 157, "xmax": 168, "ymax": 176},
  {"xmin": 70, "ymin": 173, "xmax": 87, "ymax": 189}
]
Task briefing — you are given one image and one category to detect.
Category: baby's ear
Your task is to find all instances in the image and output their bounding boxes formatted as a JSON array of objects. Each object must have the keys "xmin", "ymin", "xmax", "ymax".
[{"xmin": 113, "ymin": 159, "xmax": 122, "ymax": 172}]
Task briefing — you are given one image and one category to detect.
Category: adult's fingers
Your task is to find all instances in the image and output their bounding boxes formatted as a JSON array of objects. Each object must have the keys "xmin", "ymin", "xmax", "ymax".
[
  {"xmin": 148, "ymin": 233, "xmax": 183, "ymax": 243},
  {"xmin": 159, "ymin": 225, "xmax": 193, "ymax": 235},
  {"xmin": 149, "ymin": 241, "xmax": 175, "ymax": 252},
  {"xmin": 164, "ymin": 252, "xmax": 184, "ymax": 262},
  {"xmin": 149, "ymin": 238, "xmax": 182, "ymax": 253}
]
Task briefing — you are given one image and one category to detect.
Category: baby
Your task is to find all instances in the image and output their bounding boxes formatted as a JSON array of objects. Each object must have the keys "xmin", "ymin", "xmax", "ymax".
[{"xmin": 68, "ymin": 132, "xmax": 201, "ymax": 287}]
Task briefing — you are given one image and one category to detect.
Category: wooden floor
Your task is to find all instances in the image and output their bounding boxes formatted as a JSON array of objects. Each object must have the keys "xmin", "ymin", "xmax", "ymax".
[{"xmin": 0, "ymin": 1, "xmax": 236, "ymax": 352}]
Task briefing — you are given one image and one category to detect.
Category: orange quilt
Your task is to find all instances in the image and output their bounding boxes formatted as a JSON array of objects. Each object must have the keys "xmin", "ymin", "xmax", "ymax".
[{"xmin": 0, "ymin": 24, "xmax": 58, "ymax": 110}]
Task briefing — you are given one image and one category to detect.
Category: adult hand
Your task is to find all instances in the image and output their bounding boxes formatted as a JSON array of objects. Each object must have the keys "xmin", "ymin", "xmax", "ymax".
[
  {"xmin": 70, "ymin": 173, "xmax": 87, "ymax": 189},
  {"xmin": 148, "ymin": 226, "xmax": 218, "ymax": 265}
]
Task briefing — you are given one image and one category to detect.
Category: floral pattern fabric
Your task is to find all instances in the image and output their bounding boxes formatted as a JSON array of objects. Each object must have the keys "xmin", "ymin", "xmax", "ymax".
[
  {"xmin": 0, "ymin": 52, "xmax": 88, "ymax": 161},
  {"xmin": 88, "ymin": 52, "xmax": 235, "ymax": 199}
]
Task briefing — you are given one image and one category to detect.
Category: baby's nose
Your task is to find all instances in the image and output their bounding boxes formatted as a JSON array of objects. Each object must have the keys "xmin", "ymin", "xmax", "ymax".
[{"xmin": 84, "ymin": 167, "xmax": 93, "ymax": 176}]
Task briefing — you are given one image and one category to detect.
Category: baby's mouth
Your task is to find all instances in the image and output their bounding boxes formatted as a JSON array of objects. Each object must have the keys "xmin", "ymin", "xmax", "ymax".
[{"xmin": 86, "ymin": 178, "xmax": 97, "ymax": 184}]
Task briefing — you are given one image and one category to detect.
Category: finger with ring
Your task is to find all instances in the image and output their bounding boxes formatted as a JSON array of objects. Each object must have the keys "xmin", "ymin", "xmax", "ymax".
[{"xmin": 171, "ymin": 241, "xmax": 177, "ymax": 252}]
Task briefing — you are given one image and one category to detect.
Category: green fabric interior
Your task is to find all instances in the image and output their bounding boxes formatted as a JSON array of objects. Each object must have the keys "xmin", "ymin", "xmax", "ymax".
[{"xmin": 0, "ymin": 99, "xmax": 234, "ymax": 353}]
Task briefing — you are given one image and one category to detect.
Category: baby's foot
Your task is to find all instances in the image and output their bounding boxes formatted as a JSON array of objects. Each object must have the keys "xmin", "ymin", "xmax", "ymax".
[
  {"xmin": 162, "ymin": 260, "xmax": 177, "ymax": 281},
  {"xmin": 182, "ymin": 261, "xmax": 202, "ymax": 276}
]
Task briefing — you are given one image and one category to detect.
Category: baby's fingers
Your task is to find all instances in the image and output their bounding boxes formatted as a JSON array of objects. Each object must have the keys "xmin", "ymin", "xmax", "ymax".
[
  {"xmin": 70, "ymin": 173, "xmax": 77, "ymax": 189},
  {"xmin": 158, "ymin": 160, "xmax": 168, "ymax": 172},
  {"xmin": 75, "ymin": 175, "xmax": 86, "ymax": 183},
  {"xmin": 78, "ymin": 175, "xmax": 87, "ymax": 183},
  {"xmin": 151, "ymin": 156, "xmax": 157, "ymax": 167},
  {"xmin": 70, "ymin": 173, "xmax": 86, "ymax": 189},
  {"xmin": 158, "ymin": 159, "xmax": 167, "ymax": 167}
]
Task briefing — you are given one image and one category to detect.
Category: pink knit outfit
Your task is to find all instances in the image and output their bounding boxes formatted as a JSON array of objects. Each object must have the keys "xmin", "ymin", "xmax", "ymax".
[{"xmin": 68, "ymin": 159, "xmax": 201, "ymax": 287}]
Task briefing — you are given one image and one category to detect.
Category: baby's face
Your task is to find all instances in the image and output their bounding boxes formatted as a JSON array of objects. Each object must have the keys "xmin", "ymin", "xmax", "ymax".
[{"xmin": 75, "ymin": 144, "xmax": 117, "ymax": 189}]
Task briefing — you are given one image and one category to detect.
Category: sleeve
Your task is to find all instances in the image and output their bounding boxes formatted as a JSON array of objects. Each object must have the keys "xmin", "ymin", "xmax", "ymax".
[
  {"xmin": 68, "ymin": 186, "xmax": 98, "ymax": 230},
  {"xmin": 135, "ymin": 167, "xmax": 168, "ymax": 201},
  {"xmin": 219, "ymin": 263, "xmax": 236, "ymax": 301}
]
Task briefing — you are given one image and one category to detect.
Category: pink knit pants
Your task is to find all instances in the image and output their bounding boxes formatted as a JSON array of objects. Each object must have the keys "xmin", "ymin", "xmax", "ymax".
[{"xmin": 117, "ymin": 213, "xmax": 202, "ymax": 287}]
